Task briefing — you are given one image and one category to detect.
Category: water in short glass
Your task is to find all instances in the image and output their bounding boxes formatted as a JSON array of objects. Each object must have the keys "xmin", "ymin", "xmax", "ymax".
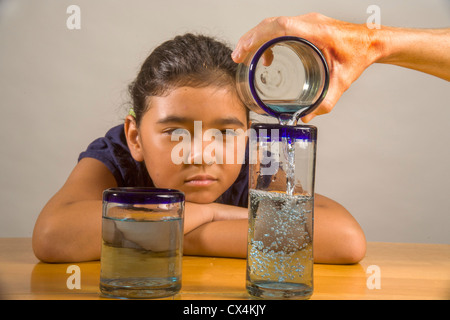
[
  {"xmin": 100, "ymin": 188, "xmax": 184, "ymax": 299},
  {"xmin": 237, "ymin": 37, "xmax": 328, "ymax": 299}
]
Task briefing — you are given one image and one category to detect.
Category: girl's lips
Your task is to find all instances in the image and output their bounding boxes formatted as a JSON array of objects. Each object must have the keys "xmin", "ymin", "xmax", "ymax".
[{"xmin": 185, "ymin": 175, "xmax": 218, "ymax": 186}]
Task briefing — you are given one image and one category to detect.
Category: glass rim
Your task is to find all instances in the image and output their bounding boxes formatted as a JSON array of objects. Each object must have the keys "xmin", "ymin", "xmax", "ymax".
[
  {"xmin": 103, "ymin": 187, "xmax": 185, "ymax": 204},
  {"xmin": 250, "ymin": 123, "xmax": 317, "ymax": 141},
  {"xmin": 248, "ymin": 36, "xmax": 329, "ymax": 118}
]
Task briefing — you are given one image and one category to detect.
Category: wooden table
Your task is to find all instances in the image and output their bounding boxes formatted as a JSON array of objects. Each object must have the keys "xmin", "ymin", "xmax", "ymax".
[{"xmin": 0, "ymin": 238, "xmax": 449, "ymax": 300}]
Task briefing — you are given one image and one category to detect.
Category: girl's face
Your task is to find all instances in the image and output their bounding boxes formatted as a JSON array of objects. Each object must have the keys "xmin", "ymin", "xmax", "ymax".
[{"xmin": 126, "ymin": 86, "xmax": 248, "ymax": 204}]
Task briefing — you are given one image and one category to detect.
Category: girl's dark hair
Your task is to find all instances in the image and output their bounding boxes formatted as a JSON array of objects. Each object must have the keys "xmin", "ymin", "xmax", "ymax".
[{"xmin": 129, "ymin": 33, "xmax": 239, "ymax": 126}]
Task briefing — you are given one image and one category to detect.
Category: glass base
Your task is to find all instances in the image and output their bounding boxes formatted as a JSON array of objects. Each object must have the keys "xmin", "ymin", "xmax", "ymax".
[
  {"xmin": 100, "ymin": 278, "xmax": 180, "ymax": 299},
  {"xmin": 247, "ymin": 281, "xmax": 313, "ymax": 300}
]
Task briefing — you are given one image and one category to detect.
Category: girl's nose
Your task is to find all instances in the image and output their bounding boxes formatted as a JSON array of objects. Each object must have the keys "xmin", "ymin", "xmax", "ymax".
[
  {"xmin": 188, "ymin": 128, "xmax": 224, "ymax": 166},
  {"xmin": 189, "ymin": 134, "xmax": 204, "ymax": 165}
]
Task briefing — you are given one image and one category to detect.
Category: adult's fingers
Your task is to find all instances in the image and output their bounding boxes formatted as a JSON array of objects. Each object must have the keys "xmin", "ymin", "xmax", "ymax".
[
  {"xmin": 232, "ymin": 17, "xmax": 294, "ymax": 63},
  {"xmin": 261, "ymin": 47, "xmax": 274, "ymax": 66},
  {"xmin": 300, "ymin": 80, "xmax": 344, "ymax": 123},
  {"xmin": 232, "ymin": 14, "xmax": 326, "ymax": 63}
]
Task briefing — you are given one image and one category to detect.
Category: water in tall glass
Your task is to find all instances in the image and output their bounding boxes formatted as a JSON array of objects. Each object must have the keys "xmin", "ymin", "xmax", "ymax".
[{"xmin": 247, "ymin": 189, "xmax": 313, "ymax": 299}]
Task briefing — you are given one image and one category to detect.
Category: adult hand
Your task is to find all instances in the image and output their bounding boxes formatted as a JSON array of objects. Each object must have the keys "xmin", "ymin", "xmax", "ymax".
[
  {"xmin": 232, "ymin": 13, "xmax": 450, "ymax": 122},
  {"xmin": 232, "ymin": 13, "xmax": 383, "ymax": 123}
]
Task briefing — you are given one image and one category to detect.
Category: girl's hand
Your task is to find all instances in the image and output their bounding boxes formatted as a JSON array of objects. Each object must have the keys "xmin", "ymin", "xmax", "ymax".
[
  {"xmin": 209, "ymin": 202, "xmax": 248, "ymax": 221},
  {"xmin": 183, "ymin": 202, "xmax": 247, "ymax": 234}
]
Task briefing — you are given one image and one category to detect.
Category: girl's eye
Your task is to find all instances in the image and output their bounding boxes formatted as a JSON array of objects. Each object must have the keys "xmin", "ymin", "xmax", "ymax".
[
  {"xmin": 221, "ymin": 129, "xmax": 238, "ymax": 136},
  {"xmin": 209, "ymin": 130, "xmax": 238, "ymax": 139},
  {"xmin": 163, "ymin": 128, "xmax": 190, "ymax": 136}
]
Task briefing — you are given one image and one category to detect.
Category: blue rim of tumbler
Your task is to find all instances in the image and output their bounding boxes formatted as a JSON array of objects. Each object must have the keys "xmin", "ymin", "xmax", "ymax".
[
  {"xmin": 103, "ymin": 187, "xmax": 185, "ymax": 204},
  {"xmin": 251, "ymin": 123, "xmax": 317, "ymax": 141},
  {"xmin": 248, "ymin": 36, "xmax": 329, "ymax": 118}
]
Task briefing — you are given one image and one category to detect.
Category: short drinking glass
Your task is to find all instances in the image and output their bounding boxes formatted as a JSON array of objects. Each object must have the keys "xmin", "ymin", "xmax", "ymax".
[{"xmin": 99, "ymin": 187, "xmax": 184, "ymax": 299}]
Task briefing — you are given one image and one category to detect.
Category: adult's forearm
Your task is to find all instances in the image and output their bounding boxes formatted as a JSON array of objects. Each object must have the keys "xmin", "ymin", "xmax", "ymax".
[{"xmin": 376, "ymin": 27, "xmax": 450, "ymax": 81}]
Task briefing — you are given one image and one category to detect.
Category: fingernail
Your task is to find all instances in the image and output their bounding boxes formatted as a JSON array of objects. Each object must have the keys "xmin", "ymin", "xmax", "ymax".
[
  {"xmin": 232, "ymin": 42, "xmax": 242, "ymax": 61},
  {"xmin": 231, "ymin": 50, "xmax": 240, "ymax": 61}
]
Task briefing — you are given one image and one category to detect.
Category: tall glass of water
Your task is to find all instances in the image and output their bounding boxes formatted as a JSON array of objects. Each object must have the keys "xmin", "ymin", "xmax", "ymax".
[
  {"xmin": 247, "ymin": 123, "xmax": 317, "ymax": 299},
  {"xmin": 100, "ymin": 187, "xmax": 184, "ymax": 299}
]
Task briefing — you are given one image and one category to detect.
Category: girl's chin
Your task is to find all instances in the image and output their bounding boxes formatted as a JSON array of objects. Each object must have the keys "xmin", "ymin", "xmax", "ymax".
[{"xmin": 184, "ymin": 192, "xmax": 221, "ymax": 204}]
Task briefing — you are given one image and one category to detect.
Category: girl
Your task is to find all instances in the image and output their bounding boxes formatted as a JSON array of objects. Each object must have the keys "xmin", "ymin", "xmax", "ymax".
[{"xmin": 32, "ymin": 33, "xmax": 366, "ymax": 263}]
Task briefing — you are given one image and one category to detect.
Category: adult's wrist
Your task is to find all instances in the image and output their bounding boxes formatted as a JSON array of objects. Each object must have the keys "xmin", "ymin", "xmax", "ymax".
[{"xmin": 367, "ymin": 25, "xmax": 394, "ymax": 65}]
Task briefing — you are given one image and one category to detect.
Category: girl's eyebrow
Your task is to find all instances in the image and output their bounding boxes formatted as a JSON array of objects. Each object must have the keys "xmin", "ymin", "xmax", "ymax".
[
  {"xmin": 156, "ymin": 115, "xmax": 192, "ymax": 124},
  {"xmin": 156, "ymin": 115, "xmax": 245, "ymax": 127},
  {"xmin": 211, "ymin": 117, "xmax": 246, "ymax": 127}
]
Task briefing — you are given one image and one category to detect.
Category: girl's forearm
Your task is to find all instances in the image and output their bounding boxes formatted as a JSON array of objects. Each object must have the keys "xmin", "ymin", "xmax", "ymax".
[
  {"xmin": 183, "ymin": 203, "xmax": 248, "ymax": 257},
  {"xmin": 183, "ymin": 194, "xmax": 367, "ymax": 264},
  {"xmin": 33, "ymin": 200, "xmax": 247, "ymax": 262},
  {"xmin": 183, "ymin": 219, "xmax": 248, "ymax": 258},
  {"xmin": 183, "ymin": 202, "xmax": 214, "ymax": 234},
  {"xmin": 32, "ymin": 200, "xmax": 102, "ymax": 263},
  {"xmin": 183, "ymin": 202, "xmax": 248, "ymax": 234}
]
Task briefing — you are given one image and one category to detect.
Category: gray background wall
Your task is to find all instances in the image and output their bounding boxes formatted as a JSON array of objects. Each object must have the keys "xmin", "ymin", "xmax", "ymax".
[{"xmin": 1, "ymin": 0, "xmax": 449, "ymax": 244}]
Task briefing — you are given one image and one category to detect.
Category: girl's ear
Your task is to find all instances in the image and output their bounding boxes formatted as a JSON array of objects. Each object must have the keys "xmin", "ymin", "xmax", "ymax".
[{"xmin": 124, "ymin": 115, "xmax": 144, "ymax": 162}]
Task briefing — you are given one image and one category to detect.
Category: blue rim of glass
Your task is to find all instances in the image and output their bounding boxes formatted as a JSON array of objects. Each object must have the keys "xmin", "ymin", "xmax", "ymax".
[
  {"xmin": 248, "ymin": 36, "xmax": 329, "ymax": 118},
  {"xmin": 103, "ymin": 187, "xmax": 185, "ymax": 204},
  {"xmin": 251, "ymin": 123, "xmax": 317, "ymax": 141}
]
